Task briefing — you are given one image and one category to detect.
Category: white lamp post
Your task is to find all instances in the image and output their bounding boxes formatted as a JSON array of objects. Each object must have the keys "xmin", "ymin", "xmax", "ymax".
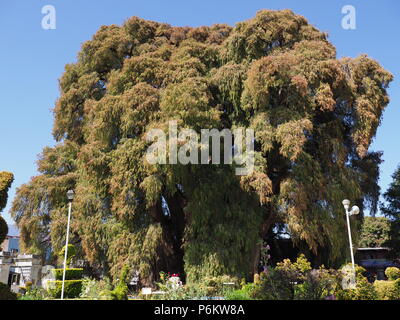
[
  {"xmin": 342, "ymin": 199, "xmax": 360, "ymax": 271},
  {"xmin": 61, "ymin": 190, "xmax": 74, "ymax": 300}
]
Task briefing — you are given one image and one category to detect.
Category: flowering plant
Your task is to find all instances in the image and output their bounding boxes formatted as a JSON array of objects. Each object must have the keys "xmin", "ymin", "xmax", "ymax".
[{"xmin": 260, "ymin": 241, "xmax": 271, "ymax": 272}]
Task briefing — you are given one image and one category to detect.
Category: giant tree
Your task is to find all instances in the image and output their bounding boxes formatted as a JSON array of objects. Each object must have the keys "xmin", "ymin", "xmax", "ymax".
[{"xmin": 11, "ymin": 10, "xmax": 392, "ymax": 284}]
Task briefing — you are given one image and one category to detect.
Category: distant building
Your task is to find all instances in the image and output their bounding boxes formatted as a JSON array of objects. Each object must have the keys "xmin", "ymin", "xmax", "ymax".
[
  {"xmin": 0, "ymin": 225, "xmax": 20, "ymax": 253},
  {"xmin": 0, "ymin": 225, "xmax": 43, "ymax": 292},
  {"xmin": 356, "ymin": 247, "xmax": 399, "ymax": 282}
]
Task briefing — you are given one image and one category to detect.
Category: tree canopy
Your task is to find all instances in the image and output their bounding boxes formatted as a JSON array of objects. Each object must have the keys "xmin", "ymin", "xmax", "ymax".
[
  {"xmin": 359, "ymin": 216, "xmax": 391, "ymax": 248},
  {"xmin": 381, "ymin": 166, "xmax": 400, "ymax": 220},
  {"xmin": 11, "ymin": 10, "xmax": 392, "ymax": 284},
  {"xmin": 381, "ymin": 166, "xmax": 400, "ymax": 258},
  {"xmin": 0, "ymin": 171, "xmax": 14, "ymax": 243}
]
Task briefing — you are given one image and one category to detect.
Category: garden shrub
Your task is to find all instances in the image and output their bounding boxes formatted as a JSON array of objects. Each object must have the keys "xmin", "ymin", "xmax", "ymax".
[
  {"xmin": 109, "ymin": 266, "xmax": 129, "ymax": 300},
  {"xmin": 80, "ymin": 278, "xmax": 114, "ymax": 300},
  {"xmin": 225, "ymin": 283, "xmax": 255, "ymax": 300},
  {"xmin": 58, "ymin": 244, "xmax": 77, "ymax": 266},
  {"xmin": 52, "ymin": 268, "xmax": 83, "ymax": 280},
  {"xmin": 251, "ymin": 255, "xmax": 313, "ymax": 300},
  {"xmin": 385, "ymin": 267, "xmax": 400, "ymax": 281},
  {"xmin": 48, "ymin": 280, "xmax": 83, "ymax": 299},
  {"xmin": 251, "ymin": 267, "xmax": 294, "ymax": 300},
  {"xmin": 152, "ymin": 284, "xmax": 197, "ymax": 300},
  {"xmin": 294, "ymin": 268, "xmax": 341, "ymax": 300},
  {"xmin": 335, "ymin": 265, "xmax": 377, "ymax": 300},
  {"xmin": 0, "ymin": 283, "xmax": 17, "ymax": 300},
  {"xmin": 19, "ymin": 288, "xmax": 50, "ymax": 300},
  {"xmin": 276, "ymin": 254, "xmax": 312, "ymax": 283},
  {"xmin": 153, "ymin": 274, "xmax": 239, "ymax": 300},
  {"xmin": 155, "ymin": 277, "xmax": 208, "ymax": 300},
  {"xmin": 374, "ymin": 279, "xmax": 400, "ymax": 300},
  {"xmin": 200, "ymin": 275, "xmax": 240, "ymax": 297}
]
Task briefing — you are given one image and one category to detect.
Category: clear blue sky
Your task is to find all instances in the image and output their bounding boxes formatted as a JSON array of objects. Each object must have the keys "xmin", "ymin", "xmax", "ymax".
[{"xmin": 0, "ymin": 1, "xmax": 399, "ymax": 223}]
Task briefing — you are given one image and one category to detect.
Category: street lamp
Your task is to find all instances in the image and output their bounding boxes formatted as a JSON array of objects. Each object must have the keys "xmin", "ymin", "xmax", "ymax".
[
  {"xmin": 61, "ymin": 190, "xmax": 74, "ymax": 300},
  {"xmin": 342, "ymin": 199, "xmax": 360, "ymax": 271}
]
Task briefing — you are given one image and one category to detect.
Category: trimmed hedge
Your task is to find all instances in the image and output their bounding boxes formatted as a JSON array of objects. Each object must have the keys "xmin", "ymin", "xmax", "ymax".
[
  {"xmin": 374, "ymin": 279, "xmax": 400, "ymax": 300},
  {"xmin": 52, "ymin": 268, "xmax": 83, "ymax": 280},
  {"xmin": 48, "ymin": 280, "xmax": 83, "ymax": 299},
  {"xmin": 385, "ymin": 267, "xmax": 400, "ymax": 281}
]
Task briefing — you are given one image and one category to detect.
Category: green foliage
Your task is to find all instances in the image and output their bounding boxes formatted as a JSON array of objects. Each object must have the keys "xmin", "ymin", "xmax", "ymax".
[
  {"xmin": 58, "ymin": 244, "xmax": 77, "ymax": 266},
  {"xmin": 381, "ymin": 166, "xmax": 400, "ymax": 220},
  {"xmin": 152, "ymin": 283, "xmax": 206, "ymax": 301},
  {"xmin": 381, "ymin": 166, "xmax": 400, "ymax": 257},
  {"xmin": 154, "ymin": 274, "xmax": 239, "ymax": 300},
  {"xmin": 19, "ymin": 288, "xmax": 50, "ymax": 300},
  {"xmin": 225, "ymin": 283, "xmax": 255, "ymax": 300},
  {"xmin": 374, "ymin": 279, "xmax": 400, "ymax": 300},
  {"xmin": 47, "ymin": 261, "xmax": 84, "ymax": 299},
  {"xmin": 335, "ymin": 265, "xmax": 377, "ymax": 300},
  {"xmin": 0, "ymin": 216, "xmax": 7, "ymax": 245},
  {"xmin": 359, "ymin": 216, "xmax": 391, "ymax": 248},
  {"xmin": 385, "ymin": 267, "xmax": 400, "ymax": 281},
  {"xmin": 52, "ymin": 268, "xmax": 83, "ymax": 280},
  {"xmin": 11, "ymin": 10, "xmax": 393, "ymax": 284},
  {"xmin": 79, "ymin": 277, "xmax": 114, "ymax": 300},
  {"xmin": 200, "ymin": 275, "xmax": 240, "ymax": 297},
  {"xmin": 48, "ymin": 280, "xmax": 83, "ymax": 299},
  {"xmin": 251, "ymin": 255, "xmax": 340, "ymax": 300},
  {"xmin": 294, "ymin": 268, "xmax": 340, "ymax": 300},
  {"xmin": 275, "ymin": 254, "xmax": 312, "ymax": 282},
  {"xmin": 0, "ymin": 172, "xmax": 13, "ymax": 212},
  {"xmin": 0, "ymin": 172, "xmax": 13, "ymax": 244},
  {"xmin": 109, "ymin": 265, "xmax": 130, "ymax": 300},
  {"xmin": 251, "ymin": 267, "xmax": 295, "ymax": 300},
  {"xmin": 0, "ymin": 283, "xmax": 17, "ymax": 300}
]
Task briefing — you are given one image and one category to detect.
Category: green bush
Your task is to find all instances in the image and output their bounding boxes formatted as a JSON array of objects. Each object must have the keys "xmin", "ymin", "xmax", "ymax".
[
  {"xmin": 225, "ymin": 283, "xmax": 255, "ymax": 300},
  {"xmin": 294, "ymin": 268, "xmax": 341, "ymax": 300},
  {"xmin": 109, "ymin": 266, "xmax": 129, "ymax": 300},
  {"xmin": 48, "ymin": 280, "xmax": 83, "ymax": 299},
  {"xmin": 335, "ymin": 265, "xmax": 377, "ymax": 300},
  {"xmin": 58, "ymin": 244, "xmax": 77, "ymax": 267},
  {"xmin": 251, "ymin": 255, "xmax": 314, "ymax": 300},
  {"xmin": 19, "ymin": 288, "xmax": 50, "ymax": 300},
  {"xmin": 152, "ymin": 274, "xmax": 239, "ymax": 300},
  {"xmin": 153, "ymin": 281, "xmax": 207, "ymax": 300},
  {"xmin": 0, "ymin": 283, "xmax": 17, "ymax": 300},
  {"xmin": 200, "ymin": 275, "xmax": 240, "ymax": 297},
  {"xmin": 251, "ymin": 267, "xmax": 294, "ymax": 300},
  {"xmin": 385, "ymin": 267, "xmax": 400, "ymax": 281},
  {"xmin": 374, "ymin": 279, "xmax": 400, "ymax": 300},
  {"xmin": 79, "ymin": 278, "xmax": 114, "ymax": 300},
  {"xmin": 52, "ymin": 268, "xmax": 83, "ymax": 280}
]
